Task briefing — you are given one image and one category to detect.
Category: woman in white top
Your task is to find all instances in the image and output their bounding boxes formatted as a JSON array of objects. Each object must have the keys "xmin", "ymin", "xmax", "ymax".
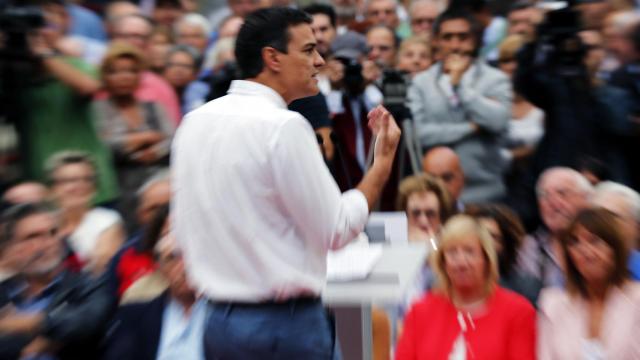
[
  {"xmin": 538, "ymin": 207, "xmax": 640, "ymax": 359},
  {"xmin": 497, "ymin": 35, "xmax": 544, "ymax": 174},
  {"xmin": 47, "ymin": 151, "xmax": 125, "ymax": 275}
]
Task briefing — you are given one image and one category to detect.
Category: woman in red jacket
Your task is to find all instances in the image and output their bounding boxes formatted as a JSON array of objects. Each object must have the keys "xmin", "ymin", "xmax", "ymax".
[{"xmin": 395, "ymin": 214, "xmax": 536, "ymax": 360}]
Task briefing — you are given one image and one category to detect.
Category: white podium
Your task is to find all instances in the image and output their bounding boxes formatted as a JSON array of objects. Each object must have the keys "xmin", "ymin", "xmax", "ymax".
[{"xmin": 323, "ymin": 244, "xmax": 427, "ymax": 360}]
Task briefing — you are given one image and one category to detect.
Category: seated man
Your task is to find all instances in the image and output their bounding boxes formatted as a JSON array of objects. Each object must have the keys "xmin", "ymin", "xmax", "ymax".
[
  {"xmin": 106, "ymin": 171, "xmax": 170, "ymax": 299},
  {"xmin": 103, "ymin": 231, "xmax": 206, "ymax": 360},
  {"xmin": 517, "ymin": 167, "xmax": 593, "ymax": 288},
  {"xmin": 422, "ymin": 146, "xmax": 465, "ymax": 211},
  {"xmin": 0, "ymin": 202, "xmax": 114, "ymax": 359},
  {"xmin": 1, "ymin": 182, "xmax": 49, "ymax": 208}
]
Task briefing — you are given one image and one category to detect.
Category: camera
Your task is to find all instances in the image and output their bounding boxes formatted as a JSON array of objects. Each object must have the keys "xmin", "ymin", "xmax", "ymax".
[
  {"xmin": 535, "ymin": 0, "xmax": 586, "ymax": 75},
  {"xmin": 0, "ymin": 4, "xmax": 45, "ymax": 61}
]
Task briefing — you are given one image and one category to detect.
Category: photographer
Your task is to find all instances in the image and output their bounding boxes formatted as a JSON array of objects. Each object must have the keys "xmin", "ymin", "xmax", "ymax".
[
  {"xmin": 514, "ymin": 7, "xmax": 632, "ymax": 184},
  {"xmin": 0, "ymin": 1, "xmax": 118, "ymax": 205}
]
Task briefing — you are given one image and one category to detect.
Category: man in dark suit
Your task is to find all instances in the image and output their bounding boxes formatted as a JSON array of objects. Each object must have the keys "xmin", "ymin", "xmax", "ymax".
[{"xmin": 102, "ymin": 232, "xmax": 205, "ymax": 360}]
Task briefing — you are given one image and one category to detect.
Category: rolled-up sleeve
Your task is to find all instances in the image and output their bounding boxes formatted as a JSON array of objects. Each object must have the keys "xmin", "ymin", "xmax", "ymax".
[{"xmin": 270, "ymin": 115, "xmax": 369, "ymax": 251}]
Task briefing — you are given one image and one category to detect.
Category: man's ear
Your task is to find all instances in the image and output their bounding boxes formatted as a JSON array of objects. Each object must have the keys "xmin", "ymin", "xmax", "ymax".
[{"xmin": 262, "ymin": 47, "xmax": 282, "ymax": 73}]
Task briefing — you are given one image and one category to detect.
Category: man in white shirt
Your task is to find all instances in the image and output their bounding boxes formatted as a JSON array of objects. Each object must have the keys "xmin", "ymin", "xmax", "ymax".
[{"xmin": 172, "ymin": 7, "xmax": 401, "ymax": 359}]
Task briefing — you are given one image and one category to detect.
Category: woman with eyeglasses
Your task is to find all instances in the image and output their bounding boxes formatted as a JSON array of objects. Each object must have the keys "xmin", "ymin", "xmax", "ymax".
[
  {"xmin": 464, "ymin": 203, "xmax": 542, "ymax": 305},
  {"xmin": 94, "ymin": 42, "xmax": 175, "ymax": 231},
  {"xmin": 397, "ymin": 173, "xmax": 455, "ymax": 244},
  {"xmin": 395, "ymin": 215, "xmax": 536, "ymax": 360},
  {"xmin": 538, "ymin": 207, "xmax": 640, "ymax": 359},
  {"xmin": 47, "ymin": 151, "xmax": 125, "ymax": 275}
]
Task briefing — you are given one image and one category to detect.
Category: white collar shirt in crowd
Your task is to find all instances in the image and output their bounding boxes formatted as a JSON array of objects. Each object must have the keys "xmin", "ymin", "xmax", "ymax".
[{"xmin": 172, "ymin": 80, "xmax": 369, "ymax": 302}]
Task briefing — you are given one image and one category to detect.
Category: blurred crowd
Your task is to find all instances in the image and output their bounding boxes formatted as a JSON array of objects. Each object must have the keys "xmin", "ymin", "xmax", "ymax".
[{"xmin": 0, "ymin": 0, "xmax": 640, "ymax": 358}]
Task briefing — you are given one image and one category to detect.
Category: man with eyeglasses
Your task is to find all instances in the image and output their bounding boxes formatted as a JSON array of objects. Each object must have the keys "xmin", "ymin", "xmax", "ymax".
[
  {"xmin": 0, "ymin": 202, "xmax": 114, "ymax": 359},
  {"xmin": 408, "ymin": 7, "xmax": 512, "ymax": 204},
  {"xmin": 409, "ymin": 0, "xmax": 443, "ymax": 36},
  {"xmin": 517, "ymin": 167, "xmax": 593, "ymax": 288}
]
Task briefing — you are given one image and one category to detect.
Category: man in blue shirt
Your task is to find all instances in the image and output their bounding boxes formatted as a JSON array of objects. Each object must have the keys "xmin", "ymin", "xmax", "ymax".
[{"xmin": 0, "ymin": 202, "xmax": 114, "ymax": 359}]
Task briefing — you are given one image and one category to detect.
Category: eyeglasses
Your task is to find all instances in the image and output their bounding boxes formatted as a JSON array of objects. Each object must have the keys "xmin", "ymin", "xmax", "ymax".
[
  {"xmin": 114, "ymin": 32, "xmax": 151, "ymax": 41},
  {"xmin": 498, "ymin": 57, "xmax": 516, "ymax": 64},
  {"xmin": 409, "ymin": 208, "xmax": 439, "ymax": 219},
  {"xmin": 165, "ymin": 62, "xmax": 195, "ymax": 70},
  {"xmin": 368, "ymin": 45, "xmax": 393, "ymax": 53},
  {"xmin": 52, "ymin": 176, "xmax": 96, "ymax": 185},
  {"xmin": 411, "ymin": 17, "xmax": 435, "ymax": 26}
]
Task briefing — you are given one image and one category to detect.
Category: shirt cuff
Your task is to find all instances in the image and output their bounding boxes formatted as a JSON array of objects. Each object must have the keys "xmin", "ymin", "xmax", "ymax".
[{"xmin": 343, "ymin": 189, "xmax": 370, "ymax": 227}]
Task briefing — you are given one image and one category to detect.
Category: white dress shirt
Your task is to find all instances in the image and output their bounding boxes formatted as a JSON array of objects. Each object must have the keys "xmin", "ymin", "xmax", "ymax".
[{"xmin": 172, "ymin": 80, "xmax": 369, "ymax": 302}]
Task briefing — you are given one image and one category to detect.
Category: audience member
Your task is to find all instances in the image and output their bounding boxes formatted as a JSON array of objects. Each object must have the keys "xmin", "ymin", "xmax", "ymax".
[
  {"xmin": 162, "ymin": 45, "xmax": 202, "ymax": 114},
  {"xmin": 422, "ymin": 147, "xmax": 465, "ymax": 211},
  {"xmin": 538, "ymin": 208, "xmax": 640, "ymax": 359},
  {"xmin": 103, "ymin": 217, "xmax": 206, "ymax": 360},
  {"xmin": 110, "ymin": 14, "xmax": 182, "ymax": 123},
  {"xmin": 396, "ymin": 173, "xmax": 453, "ymax": 243},
  {"xmin": 409, "ymin": 0, "xmax": 443, "ymax": 37},
  {"xmin": 39, "ymin": 0, "xmax": 107, "ymax": 65},
  {"xmin": 66, "ymin": 0, "xmax": 108, "ymax": 42},
  {"xmin": 608, "ymin": 20, "xmax": 640, "ymax": 189},
  {"xmin": 173, "ymin": 13, "xmax": 211, "ymax": 55},
  {"xmin": 148, "ymin": 25, "xmax": 175, "ymax": 73},
  {"xmin": 591, "ymin": 181, "xmax": 640, "ymax": 279},
  {"xmin": 2, "ymin": 182, "xmax": 49, "ymax": 207},
  {"xmin": 305, "ymin": 4, "xmax": 339, "ymax": 58},
  {"xmin": 47, "ymin": 151, "xmax": 125, "ymax": 275},
  {"xmin": 518, "ymin": 167, "xmax": 593, "ymax": 287},
  {"xmin": 396, "ymin": 35, "xmax": 432, "ymax": 77},
  {"xmin": 208, "ymin": 0, "xmax": 262, "ymax": 32},
  {"xmin": 0, "ymin": 202, "xmax": 114, "ymax": 359},
  {"xmin": 104, "ymin": 1, "xmax": 143, "ymax": 38},
  {"xmin": 506, "ymin": 1, "xmax": 542, "ymax": 41},
  {"xmin": 366, "ymin": 25, "xmax": 399, "ymax": 71},
  {"xmin": 395, "ymin": 215, "xmax": 536, "ymax": 360},
  {"xmin": 152, "ymin": 0, "xmax": 186, "ymax": 28},
  {"xmin": 408, "ymin": 8, "xmax": 511, "ymax": 203},
  {"xmin": 497, "ymin": 35, "xmax": 544, "ymax": 190},
  {"xmin": 94, "ymin": 43, "xmax": 174, "ymax": 230},
  {"xmin": 10, "ymin": 12, "xmax": 119, "ymax": 204},
  {"xmin": 465, "ymin": 204, "xmax": 542, "ymax": 304},
  {"xmin": 365, "ymin": 0, "xmax": 400, "ymax": 30},
  {"xmin": 107, "ymin": 172, "xmax": 170, "ymax": 300}
]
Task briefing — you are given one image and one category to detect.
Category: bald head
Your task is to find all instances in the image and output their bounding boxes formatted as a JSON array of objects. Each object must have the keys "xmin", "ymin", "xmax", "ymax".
[
  {"xmin": 2, "ymin": 182, "xmax": 49, "ymax": 205},
  {"xmin": 422, "ymin": 147, "xmax": 464, "ymax": 202}
]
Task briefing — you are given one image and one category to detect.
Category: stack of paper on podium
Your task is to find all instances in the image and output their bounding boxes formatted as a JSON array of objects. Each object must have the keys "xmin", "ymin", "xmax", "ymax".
[{"xmin": 326, "ymin": 242, "xmax": 383, "ymax": 282}]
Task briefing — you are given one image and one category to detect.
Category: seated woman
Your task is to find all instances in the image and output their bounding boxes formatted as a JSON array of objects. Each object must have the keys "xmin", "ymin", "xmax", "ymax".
[
  {"xmin": 538, "ymin": 207, "xmax": 640, "ymax": 359},
  {"xmin": 94, "ymin": 42, "xmax": 175, "ymax": 230},
  {"xmin": 465, "ymin": 203, "xmax": 542, "ymax": 305},
  {"xmin": 396, "ymin": 173, "xmax": 455, "ymax": 244},
  {"xmin": 396, "ymin": 174, "xmax": 456, "ymax": 316},
  {"xmin": 395, "ymin": 215, "xmax": 536, "ymax": 360},
  {"xmin": 47, "ymin": 151, "xmax": 125, "ymax": 275}
]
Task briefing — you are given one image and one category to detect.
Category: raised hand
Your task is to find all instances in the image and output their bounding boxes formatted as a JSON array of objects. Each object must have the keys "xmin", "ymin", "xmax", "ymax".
[{"xmin": 367, "ymin": 105, "xmax": 401, "ymax": 165}]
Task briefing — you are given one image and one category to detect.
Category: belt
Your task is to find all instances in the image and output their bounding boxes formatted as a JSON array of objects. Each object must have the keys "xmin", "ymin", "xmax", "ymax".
[{"xmin": 208, "ymin": 295, "xmax": 321, "ymax": 308}]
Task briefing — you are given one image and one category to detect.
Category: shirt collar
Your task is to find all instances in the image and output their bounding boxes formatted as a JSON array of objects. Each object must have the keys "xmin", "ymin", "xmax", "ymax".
[
  {"xmin": 8, "ymin": 272, "xmax": 65, "ymax": 306},
  {"xmin": 228, "ymin": 80, "xmax": 288, "ymax": 110}
]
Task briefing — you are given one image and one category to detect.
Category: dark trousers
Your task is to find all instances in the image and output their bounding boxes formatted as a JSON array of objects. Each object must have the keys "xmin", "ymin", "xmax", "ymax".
[{"xmin": 204, "ymin": 299, "xmax": 341, "ymax": 360}]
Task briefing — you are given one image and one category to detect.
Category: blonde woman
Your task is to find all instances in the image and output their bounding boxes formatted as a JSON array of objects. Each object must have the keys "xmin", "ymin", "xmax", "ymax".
[{"xmin": 395, "ymin": 215, "xmax": 536, "ymax": 360}]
